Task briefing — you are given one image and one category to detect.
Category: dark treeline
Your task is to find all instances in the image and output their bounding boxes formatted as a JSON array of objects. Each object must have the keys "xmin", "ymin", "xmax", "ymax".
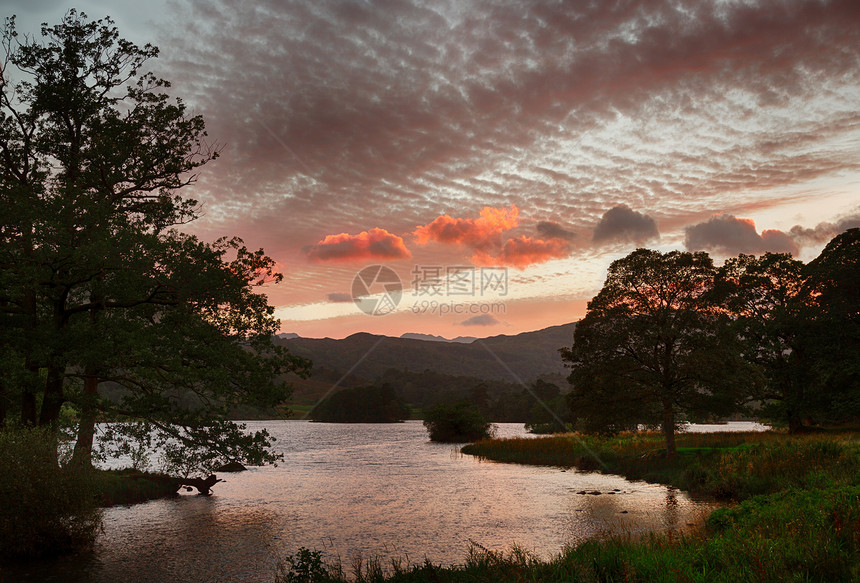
[
  {"xmin": 309, "ymin": 384, "xmax": 410, "ymax": 423},
  {"xmin": 562, "ymin": 229, "xmax": 859, "ymax": 457},
  {"xmin": 376, "ymin": 368, "xmax": 569, "ymax": 423}
]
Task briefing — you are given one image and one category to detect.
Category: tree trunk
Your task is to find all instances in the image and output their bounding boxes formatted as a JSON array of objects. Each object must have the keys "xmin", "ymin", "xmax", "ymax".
[
  {"xmin": 662, "ymin": 400, "xmax": 677, "ymax": 459},
  {"xmin": 72, "ymin": 374, "xmax": 99, "ymax": 467},
  {"xmin": 21, "ymin": 362, "xmax": 38, "ymax": 426},
  {"xmin": 21, "ymin": 390, "xmax": 37, "ymax": 426},
  {"xmin": 0, "ymin": 376, "xmax": 6, "ymax": 429},
  {"xmin": 787, "ymin": 411, "xmax": 804, "ymax": 434},
  {"xmin": 73, "ymin": 284, "xmax": 104, "ymax": 467},
  {"xmin": 39, "ymin": 365, "xmax": 64, "ymax": 428},
  {"xmin": 21, "ymin": 290, "xmax": 39, "ymax": 426},
  {"xmin": 181, "ymin": 475, "xmax": 223, "ymax": 496}
]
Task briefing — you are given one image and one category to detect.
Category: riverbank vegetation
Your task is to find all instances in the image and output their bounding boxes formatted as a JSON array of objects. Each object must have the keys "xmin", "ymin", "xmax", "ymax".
[{"xmin": 463, "ymin": 430, "xmax": 859, "ymax": 500}]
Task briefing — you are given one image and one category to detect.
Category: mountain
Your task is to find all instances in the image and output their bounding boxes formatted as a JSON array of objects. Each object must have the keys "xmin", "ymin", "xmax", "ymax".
[
  {"xmin": 276, "ymin": 322, "xmax": 577, "ymax": 383},
  {"xmin": 400, "ymin": 333, "xmax": 477, "ymax": 343}
]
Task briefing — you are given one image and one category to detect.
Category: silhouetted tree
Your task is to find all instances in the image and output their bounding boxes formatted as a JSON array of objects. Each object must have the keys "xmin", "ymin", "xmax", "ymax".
[
  {"xmin": 561, "ymin": 249, "xmax": 759, "ymax": 457},
  {"xmin": 796, "ymin": 228, "xmax": 860, "ymax": 426},
  {"xmin": 713, "ymin": 252, "xmax": 808, "ymax": 430},
  {"xmin": 0, "ymin": 12, "xmax": 308, "ymax": 469},
  {"xmin": 423, "ymin": 401, "xmax": 494, "ymax": 442}
]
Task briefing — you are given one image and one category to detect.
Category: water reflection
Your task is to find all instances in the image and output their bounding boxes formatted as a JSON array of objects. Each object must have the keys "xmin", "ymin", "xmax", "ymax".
[{"xmin": 6, "ymin": 421, "xmax": 726, "ymax": 582}]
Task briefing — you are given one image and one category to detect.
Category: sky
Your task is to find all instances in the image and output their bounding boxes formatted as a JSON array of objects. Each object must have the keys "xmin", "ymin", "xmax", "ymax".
[{"xmin": 6, "ymin": 0, "xmax": 860, "ymax": 339}]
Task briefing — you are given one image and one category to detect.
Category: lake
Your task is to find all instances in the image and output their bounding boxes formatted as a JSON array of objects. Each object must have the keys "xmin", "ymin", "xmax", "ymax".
[{"xmin": 8, "ymin": 421, "xmax": 764, "ymax": 582}]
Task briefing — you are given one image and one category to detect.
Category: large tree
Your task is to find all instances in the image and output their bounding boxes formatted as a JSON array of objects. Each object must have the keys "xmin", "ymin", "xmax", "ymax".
[
  {"xmin": 0, "ymin": 12, "xmax": 308, "ymax": 471},
  {"xmin": 561, "ymin": 249, "xmax": 760, "ymax": 457}
]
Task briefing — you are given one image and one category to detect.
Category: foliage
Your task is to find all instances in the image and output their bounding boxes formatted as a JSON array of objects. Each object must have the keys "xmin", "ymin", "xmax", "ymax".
[
  {"xmin": 561, "ymin": 249, "xmax": 760, "ymax": 456},
  {"xmin": 276, "ymin": 547, "xmax": 343, "ymax": 583},
  {"xmin": 0, "ymin": 427, "xmax": 102, "ymax": 561},
  {"xmin": 376, "ymin": 367, "xmax": 556, "ymax": 422},
  {"xmin": 796, "ymin": 228, "xmax": 860, "ymax": 427},
  {"xmin": 0, "ymin": 12, "xmax": 309, "ymax": 472},
  {"xmin": 309, "ymin": 384, "xmax": 410, "ymax": 423},
  {"xmin": 712, "ymin": 232, "xmax": 860, "ymax": 431},
  {"xmin": 712, "ymin": 252, "xmax": 807, "ymax": 430},
  {"xmin": 423, "ymin": 401, "xmax": 495, "ymax": 442}
]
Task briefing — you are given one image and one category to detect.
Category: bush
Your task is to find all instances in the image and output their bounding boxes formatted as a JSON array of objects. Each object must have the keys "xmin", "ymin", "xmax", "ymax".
[
  {"xmin": 423, "ymin": 402, "xmax": 495, "ymax": 443},
  {"xmin": 0, "ymin": 428, "xmax": 102, "ymax": 561}
]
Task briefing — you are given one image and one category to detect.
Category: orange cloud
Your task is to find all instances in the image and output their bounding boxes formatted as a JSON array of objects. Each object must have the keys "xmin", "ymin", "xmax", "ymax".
[
  {"xmin": 414, "ymin": 206, "xmax": 520, "ymax": 250},
  {"xmin": 474, "ymin": 236, "xmax": 571, "ymax": 269},
  {"xmin": 305, "ymin": 228, "xmax": 411, "ymax": 262}
]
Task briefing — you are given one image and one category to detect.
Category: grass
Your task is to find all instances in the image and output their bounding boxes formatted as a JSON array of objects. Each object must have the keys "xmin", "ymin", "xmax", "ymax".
[
  {"xmin": 462, "ymin": 431, "xmax": 860, "ymax": 500},
  {"xmin": 275, "ymin": 430, "xmax": 860, "ymax": 582},
  {"xmin": 95, "ymin": 468, "xmax": 182, "ymax": 506}
]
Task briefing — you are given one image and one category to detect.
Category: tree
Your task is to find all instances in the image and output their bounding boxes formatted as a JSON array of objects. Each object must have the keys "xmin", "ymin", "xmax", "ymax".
[
  {"xmin": 561, "ymin": 249, "xmax": 760, "ymax": 458},
  {"xmin": 0, "ymin": 12, "xmax": 309, "ymax": 471},
  {"xmin": 423, "ymin": 401, "xmax": 495, "ymax": 442},
  {"xmin": 795, "ymin": 228, "xmax": 860, "ymax": 426},
  {"xmin": 713, "ymin": 252, "xmax": 808, "ymax": 431}
]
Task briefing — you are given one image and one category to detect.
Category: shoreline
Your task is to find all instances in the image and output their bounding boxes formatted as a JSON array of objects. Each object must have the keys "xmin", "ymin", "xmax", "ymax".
[{"xmin": 274, "ymin": 429, "xmax": 858, "ymax": 582}]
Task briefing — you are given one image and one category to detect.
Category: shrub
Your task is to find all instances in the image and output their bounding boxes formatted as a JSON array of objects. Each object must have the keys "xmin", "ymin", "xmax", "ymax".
[
  {"xmin": 0, "ymin": 427, "xmax": 102, "ymax": 561},
  {"xmin": 423, "ymin": 402, "xmax": 495, "ymax": 442}
]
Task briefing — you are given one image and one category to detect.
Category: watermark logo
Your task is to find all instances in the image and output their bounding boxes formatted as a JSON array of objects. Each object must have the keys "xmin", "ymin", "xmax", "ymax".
[
  {"xmin": 351, "ymin": 265, "xmax": 403, "ymax": 316},
  {"xmin": 411, "ymin": 266, "xmax": 508, "ymax": 296},
  {"xmin": 351, "ymin": 265, "xmax": 508, "ymax": 316}
]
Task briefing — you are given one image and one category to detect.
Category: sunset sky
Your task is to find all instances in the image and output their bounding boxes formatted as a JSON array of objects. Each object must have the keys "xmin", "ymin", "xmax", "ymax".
[{"xmin": 10, "ymin": 0, "xmax": 860, "ymax": 339}]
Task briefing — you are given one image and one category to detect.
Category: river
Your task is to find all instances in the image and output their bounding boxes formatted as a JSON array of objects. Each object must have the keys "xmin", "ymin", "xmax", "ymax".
[{"xmin": 7, "ymin": 421, "xmax": 765, "ymax": 582}]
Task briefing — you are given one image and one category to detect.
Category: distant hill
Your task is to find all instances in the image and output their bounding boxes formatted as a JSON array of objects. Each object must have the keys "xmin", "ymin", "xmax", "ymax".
[
  {"xmin": 275, "ymin": 322, "xmax": 577, "ymax": 383},
  {"xmin": 400, "ymin": 333, "xmax": 477, "ymax": 343}
]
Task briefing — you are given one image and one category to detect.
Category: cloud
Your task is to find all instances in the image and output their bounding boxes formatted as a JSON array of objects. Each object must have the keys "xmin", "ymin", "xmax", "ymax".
[
  {"xmin": 684, "ymin": 215, "xmax": 798, "ymax": 255},
  {"xmin": 326, "ymin": 292, "xmax": 353, "ymax": 303},
  {"xmin": 475, "ymin": 236, "xmax": 571, "ymax": 269},
  {"xmin": 788, "ymin": 210, "xmax": 860, "ymax": 246},
  {"xmin": 592, "ymin": 205, "xmax": 660, "ymax": 245},
  {"xmin": 414, "ymin": 206, "xmax": 519, "ymax": 250},
  {"xmin": 458, "ymin": 314, "xmax": 501, "ymax": 327},
  {"xmin": 536, "ymin": 221, "xmax": 577, "ymax": 241},
  {"xmin": 414, "ymin": 206, "xmax": 571, "ymax": 268},
  {"xmin": 305, "ymin": 228, "xmax": 411, "ymax": 262},
  {"xmin": 148, "ymin": 0, "xmax": 860, "ymax": 310}
]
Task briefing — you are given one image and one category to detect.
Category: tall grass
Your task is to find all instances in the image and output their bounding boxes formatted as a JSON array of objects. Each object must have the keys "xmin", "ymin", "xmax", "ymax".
[{"xmin": 462, "ymin": 431, "xmax": 859, "ymax": 500}]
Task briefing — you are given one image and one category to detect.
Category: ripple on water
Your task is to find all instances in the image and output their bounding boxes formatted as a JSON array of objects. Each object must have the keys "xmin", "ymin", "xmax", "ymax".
[{"xmin": 6, "ymin": 420, "xmax": 734, "ymax": 583}]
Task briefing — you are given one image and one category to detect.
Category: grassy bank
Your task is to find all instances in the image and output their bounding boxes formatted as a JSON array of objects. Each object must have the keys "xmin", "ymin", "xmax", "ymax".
[
  {"xmin": 276, "ymin": 431, "xmax": 859, "ymax": 582},
  {"xmin": 96, "ymin": 468, "xmax": 182, "ymax": 506},
  {"xmin": 463, "ymin": 431, "xmax": 859, "ymax": 500}
]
